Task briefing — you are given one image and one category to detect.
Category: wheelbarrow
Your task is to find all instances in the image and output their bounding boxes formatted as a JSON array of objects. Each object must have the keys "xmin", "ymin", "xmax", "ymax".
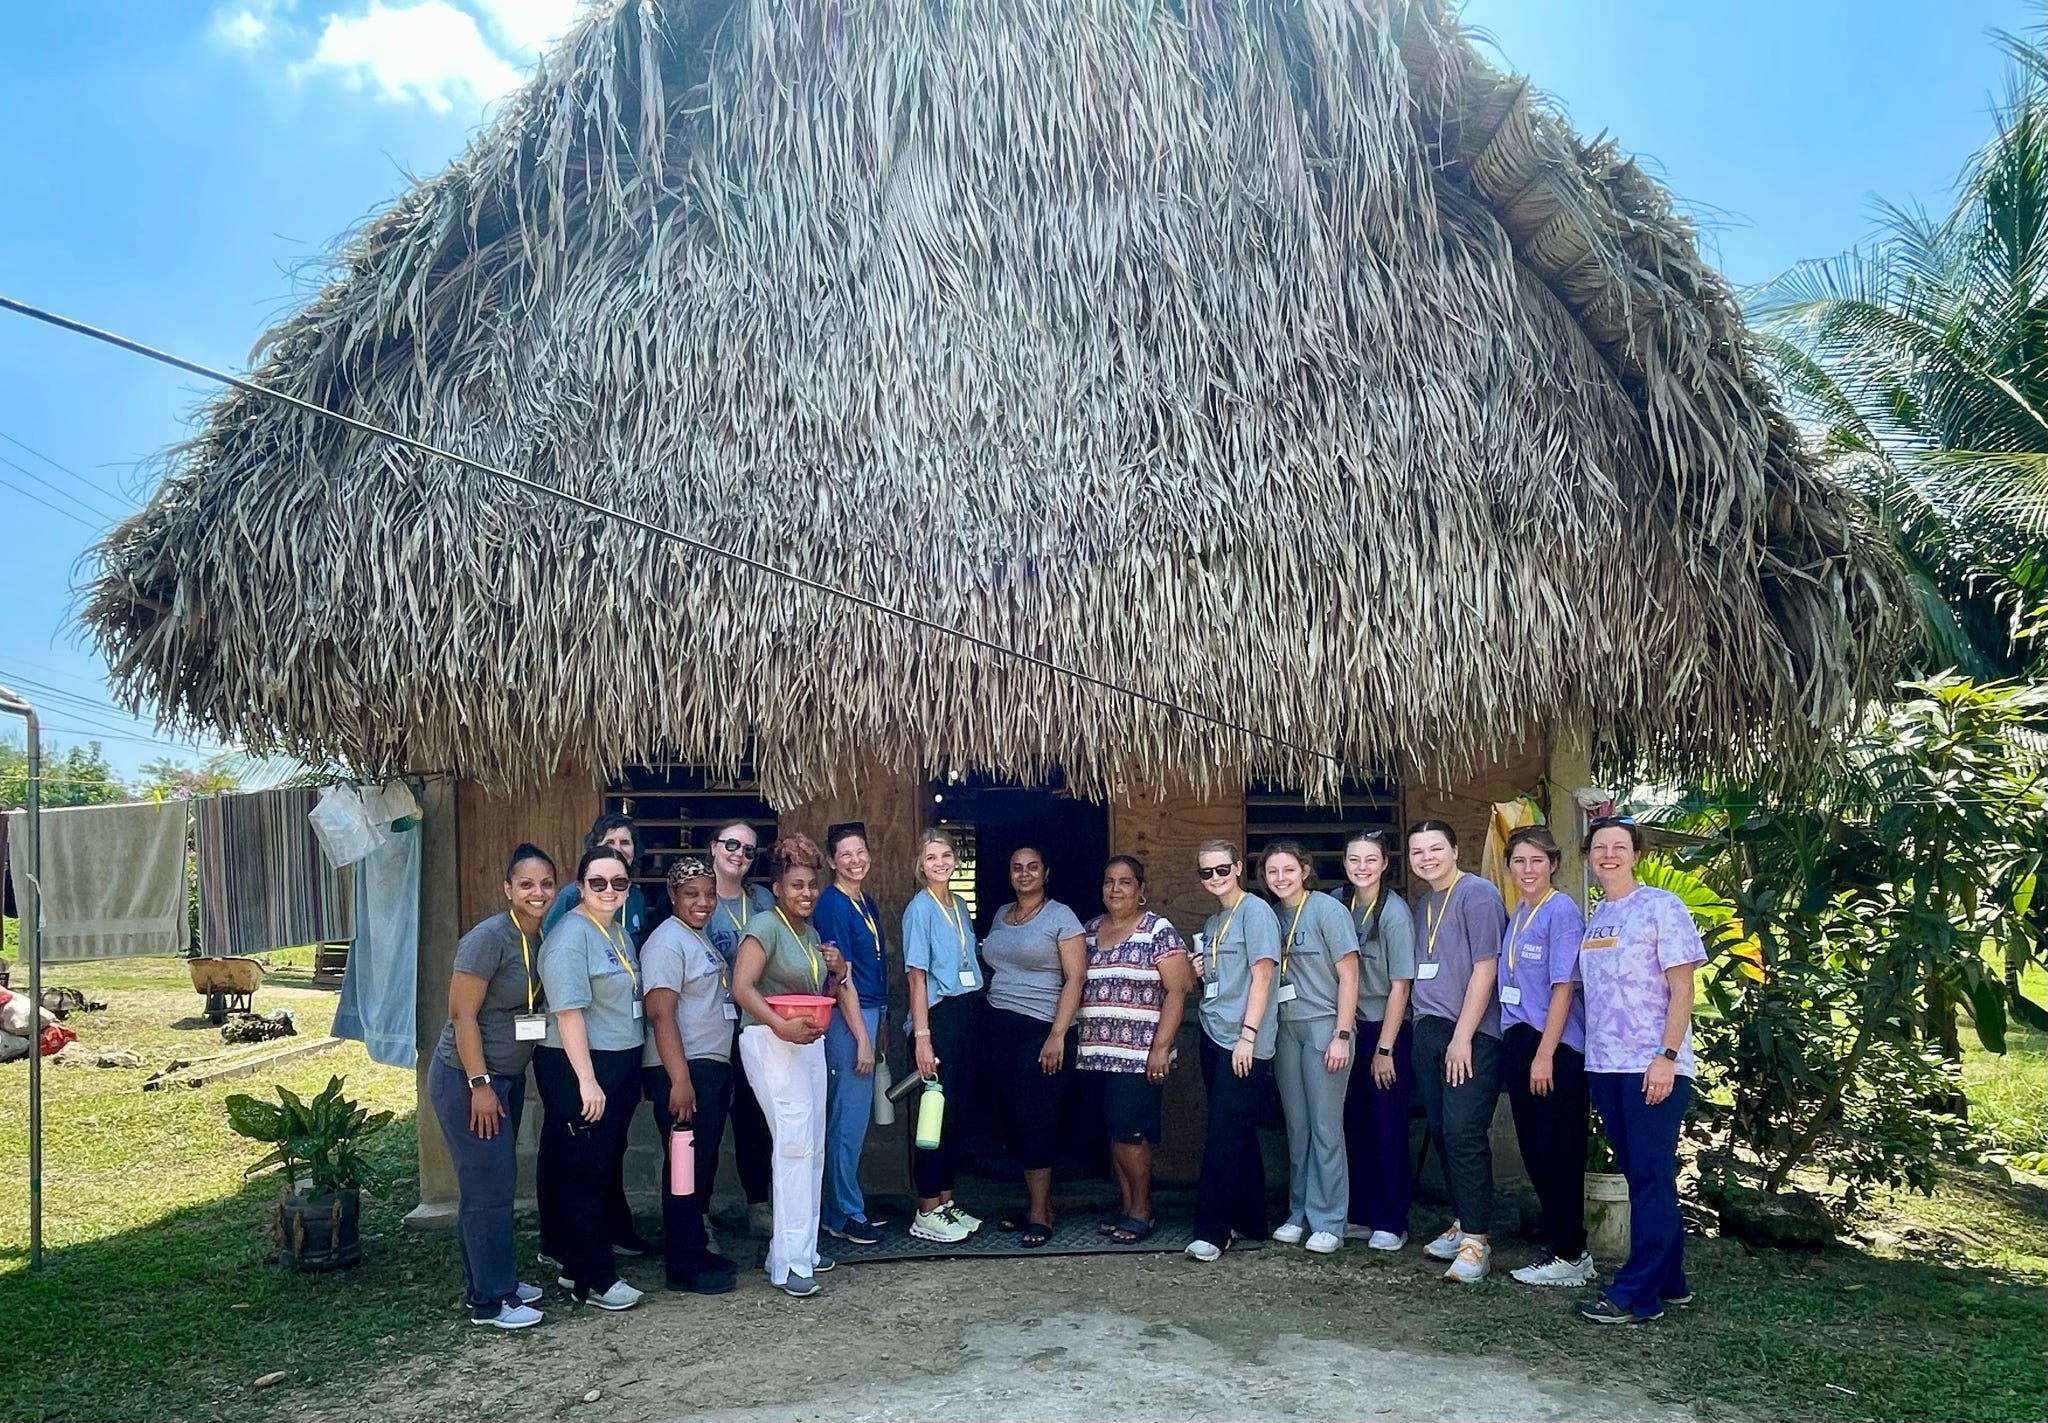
[{"xmin": 188, "ymin": 956, "xmax": 265, "ymax": 1025}]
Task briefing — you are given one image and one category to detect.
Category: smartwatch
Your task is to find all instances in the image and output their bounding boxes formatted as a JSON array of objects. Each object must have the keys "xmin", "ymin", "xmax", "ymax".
[
  {"xmin": 1655, "ymin": 1046, "xmax": 1679, "ymax": 1062},
  {"xmin": 467, "ymin": 1072, "xmax": 491, "ymax": 1090},
  {"xmin": 1374, "ymin": 1045, "xmax": 1393, "ymax": 1057},
  {"xmin": 1334, "ymin": 1029, "xmax": 1354, "ymax": 1042}
]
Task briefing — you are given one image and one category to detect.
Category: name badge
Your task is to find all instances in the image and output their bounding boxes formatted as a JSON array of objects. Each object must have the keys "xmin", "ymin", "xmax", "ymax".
[
  {"xmin": 721, "ymin": 1002, "xmax": 739, "ymax": 1021},
  {"xmin": 631, "ymin": 999, "xmax": 644, "ymax": 1019},
  {"xmin": 1204, "ymin": 980, "xmax": 1221, "ymax": 1001},
  {"xmin": 1417, "ymin": 962, "xmax": 1442, "ymax": 980},
  {"xmin": 1499, "ymin": 985, "xmax": 1523, "ymax": 1006},
  {"xmin": 513, "ymin": 1013, "xmax": 547, "ymax": 1042},
  {"xmin": 1275, "ymin": 983, "xmax": 1298, "ymax": 1004},
  {"xmin": 959, "ymin": 969, "xmax": 978, "ymax": 988}
]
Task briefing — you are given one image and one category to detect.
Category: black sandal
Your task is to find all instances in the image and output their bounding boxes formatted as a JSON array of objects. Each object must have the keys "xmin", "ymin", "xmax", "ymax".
[
  {"xmin": 1108, "ymin": 1218, "xmax": 1156, "ymax": 1244},
  {"xmin": 1020, "ymin": 1221, "xmax": 1054, "ymax": 1247}
]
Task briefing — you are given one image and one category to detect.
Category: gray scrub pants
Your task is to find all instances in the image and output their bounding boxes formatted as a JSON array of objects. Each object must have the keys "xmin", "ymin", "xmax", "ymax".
[{"xmin": 1273, "ymin": 1012, "xmax": 1353, "ymax": 1236}]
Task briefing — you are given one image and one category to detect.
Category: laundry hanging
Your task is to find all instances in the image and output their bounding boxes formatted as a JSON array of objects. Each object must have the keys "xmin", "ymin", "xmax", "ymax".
[
  {"xmin": 193, "ymin": 787, "xmax": 354, "ymax": 957},
  {"xmin": 332, "ymin": 819, "xmax": 419, "ymax": 1069},
  {"xmin": 1478, "ymin": 796, "xmax": 1545, "ymax": 906},
  {"xmin": 5, "ymin": 801, "xmax": 191, "ymax": 961}
]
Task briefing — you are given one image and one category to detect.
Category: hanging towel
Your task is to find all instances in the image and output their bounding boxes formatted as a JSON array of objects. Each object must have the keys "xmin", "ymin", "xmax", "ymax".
[
  {"xmin": 193, "ymin": 788, "xmax": 354, "ymax": 956},
  {"xmin": 1478, "ymin": 796, "xmax": 1544, "ymax": 907},
  {"xmin": 332, "ymin": 821, "xmax": 419, "ymax": 1069},
  {"xmin": 5, "ymin": 801, "xmax": 190, "ymax": 961}
]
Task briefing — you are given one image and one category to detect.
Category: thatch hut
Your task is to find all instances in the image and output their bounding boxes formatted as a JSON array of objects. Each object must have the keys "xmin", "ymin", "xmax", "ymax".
[{"xmin": 86, "ymin": 0, "xmax": 1899, "ymax": 1203}]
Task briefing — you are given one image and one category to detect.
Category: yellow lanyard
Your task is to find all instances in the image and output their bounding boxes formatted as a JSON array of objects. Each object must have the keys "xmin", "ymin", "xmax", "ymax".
[
  {"xmin": 1508, "ymin": 889, "xmax": 1556, "ymax": 975},
  {"xmin": 510, "ymin": 913, "xmax": 537, "ymax": 1012},
  {"xmin": 582, "ymin": 908, "xmax": 637, "ymax": 992},
  {"xmin": 1280, "ymin": 895, "xmax": 1309, "ymax": 977},
  {"xmin": 929, "ymin": 889, "xmax": 968, "ymax": 971},
  {"xmin": 1423, "ymin": 871, "xmax": 1464, "ymax": 960},
  {"xmin": 719, "ymin": 893, "xmax": 752, "ymax": 935},
  {"xmin": 840, "ymin": 886, "xmax": 880, "ymax": 947},
  {"xmin": 1208, "ymin": 893, "xmax": 1245, "ymax": 975},
  {"xmin": 776, "ymin": 907, "xmax": 824, "ymax": 991},
  {"xmin": 683, "ymin": 921, "xmax": 728, "ymax": 994}
]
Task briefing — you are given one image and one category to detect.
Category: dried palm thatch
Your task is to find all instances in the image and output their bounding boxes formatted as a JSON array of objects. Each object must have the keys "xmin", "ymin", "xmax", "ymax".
[{"xmin": 83, "ymin": 0, "xmax": 1904, "ymax": 803}]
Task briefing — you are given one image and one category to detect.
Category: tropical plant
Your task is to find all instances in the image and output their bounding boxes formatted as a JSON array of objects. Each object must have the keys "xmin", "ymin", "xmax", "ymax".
[
  {"xmin": 1750, "ymin": 29, "xmax": 2048, "ymax": 680},
  {"xmin": 0, "ymin": 735, "xmax": 127, "ymax": 808},
  {"xmin": 224, "ymin": 1075, "xmax": 393, "ymax": 1198}
]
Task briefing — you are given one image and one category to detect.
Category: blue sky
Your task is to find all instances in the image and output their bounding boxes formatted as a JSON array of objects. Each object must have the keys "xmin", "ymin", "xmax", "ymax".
[{"xmin": 0, "ymin": 0, "xmax": 2030, "ymax": 778}]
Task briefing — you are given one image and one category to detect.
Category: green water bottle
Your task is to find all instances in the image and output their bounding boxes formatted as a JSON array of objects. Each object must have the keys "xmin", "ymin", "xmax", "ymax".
[{"xmin": 915, "ymin": 1075, "xmax": 946, "ymax": 1150}]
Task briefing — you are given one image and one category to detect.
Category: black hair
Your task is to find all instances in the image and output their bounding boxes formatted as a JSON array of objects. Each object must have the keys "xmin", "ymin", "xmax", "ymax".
[
  {"xmin": 584, "ymin": 812, "xmax": 639, "ymax": 866},
  {"xmin": 1342, "ymin": 829, "xmax": 1398, "ymax": 937},
  {"xmin": 504, "ymin": 843, "xmax": 555, "ymax": 882},
  {"xmin": 1010, "ymin": 843, "xmax": 1049, "ymax": 867},
  {"xmin": 1581, "ymin": 816, "xmax": 1647, "ymax": 854},
  {"xmin": 1404, "ymin": 818, "xmax": 1459, "ymax": 848},
  {"xmin": 575, "ymin": 845, "xmax": 630, "ymax": 884},
  {"xmin": 1104, "ymin": 853, "xmax": 1147, "ymax": 885},
  {"xmin": 826, "ymin": 821, "xmax": 868, "ymax": 857}
]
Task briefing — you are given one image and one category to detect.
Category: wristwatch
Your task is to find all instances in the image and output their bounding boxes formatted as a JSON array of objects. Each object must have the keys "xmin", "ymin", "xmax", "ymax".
[
  {"xmin": 467, "ymin": 1072, "xmax": 491, "ymax": 1089},
  {"xmin": 1655, "ymin": 1046, "xmax": 1680, "ymax": 1062},
  {"xmin": 1334, "ymin": 1029, "xmax": 1353, "ymax": 1042},
  {"xmin": 1374, "ymin": 1045, "xmax": 1393, "ymax": 1057}
]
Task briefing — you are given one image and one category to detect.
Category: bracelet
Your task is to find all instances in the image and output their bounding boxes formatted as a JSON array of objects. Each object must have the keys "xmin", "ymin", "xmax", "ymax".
[{"xmin": 1238, "ymin": 1024, "xmax": 1258, "ymax": 1039}]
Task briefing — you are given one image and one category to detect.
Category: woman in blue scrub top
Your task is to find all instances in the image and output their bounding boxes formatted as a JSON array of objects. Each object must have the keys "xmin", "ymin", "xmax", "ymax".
[
  {"xmin": 809, "ymin": 822, "xmax": 886, "ymax": 1245},
  {"xmin": 904, "ymin": 828, "xmax": 985, "ymax": 1244}
]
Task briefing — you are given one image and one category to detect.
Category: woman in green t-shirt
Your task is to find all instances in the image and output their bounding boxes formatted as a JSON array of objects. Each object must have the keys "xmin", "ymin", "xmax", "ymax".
[{"xmin": 729, "ymin": 833, "xmax": 869, "ymax": 1298}]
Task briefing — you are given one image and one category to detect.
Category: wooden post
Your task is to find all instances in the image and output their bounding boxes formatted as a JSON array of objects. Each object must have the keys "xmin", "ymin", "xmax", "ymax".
[
  {"xmin": 405, "ymin": 775, "xmax": 462, "ymax": 1229},
  {"xmin": 1547, "ymin": 720, "xmax": 1593, "ymax": 908}
]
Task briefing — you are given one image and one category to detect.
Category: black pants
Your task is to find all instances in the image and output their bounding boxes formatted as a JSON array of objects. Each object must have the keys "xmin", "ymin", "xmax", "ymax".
[
  {"xmin": 1502, "ymin": 1023, "xmax": 1589, "ymax": 1260},
  {"xmin": 991, "ymin": 1005, "xmax": 1072, "ymax": 1172},
  {"xmin": 642, "ymin": 1058, "xmax": 734, "ymax": 1278},
  {"xmin": 533, "ymin": 1045, "xmax": 639, "ymax": 1292},
  {"xmin": 1193, "ymin": 1033, "xmax": 1270, "ymax": 1246},
  {"xmin": 728, "ymin": 1024, "xmax": 773, "ymax": 1204},
  {"xmin": 1411, "ymin": 1015, "xmax": 1501, "ymax": 1235},
  {"xmin": 913, "ymin": 993, "xmax": 979, "ymax": 1198}
]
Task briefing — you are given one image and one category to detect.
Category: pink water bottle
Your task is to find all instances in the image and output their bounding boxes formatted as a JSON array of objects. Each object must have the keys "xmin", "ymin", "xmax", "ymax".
[{"xmin": 668, "ymin": 1126, "xmax": 695, "ymax": 1196}]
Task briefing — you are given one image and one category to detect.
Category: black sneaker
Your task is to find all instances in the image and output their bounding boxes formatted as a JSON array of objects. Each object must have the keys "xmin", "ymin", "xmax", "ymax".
[
  {"xmin": 1575, "ymin": 1296, "xmax": 1661, "ymax": 1325},
  {"xmin": 612, "ymin": 1233, "xmax": 654, "ymax": 1259},
  {"xmin": 700, "ymin": 1251, "xmax": 740, "ymax": 1276},
  {"xmin": 825, "ymin": 1218, "xmax": 882, "ymax": 1246},
  {"xmin": 666, "ymin": 1270, "xmax": 736, "ymax": 1295}
]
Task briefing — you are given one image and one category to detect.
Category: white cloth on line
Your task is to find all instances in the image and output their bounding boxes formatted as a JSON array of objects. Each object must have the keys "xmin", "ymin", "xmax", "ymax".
[
  {"xmin": 739, "ymin": 1025, "xmax": 827, "ymax": 1285},
  {"xmin": 5, "ymin": 801, "xmax": 190, "ymax": 961},
  {"xmin": 332, "ymin": 820, "xmax": 419, "ymax": 1069}
]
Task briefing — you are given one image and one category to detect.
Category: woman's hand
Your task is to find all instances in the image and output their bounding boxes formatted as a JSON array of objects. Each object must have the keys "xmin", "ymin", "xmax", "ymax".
[
  {"xmin": 855, "ymin": 1038, "xmax": 876, "ymax": 1076},
  {"xmin": 1444, "ymin": 1035, "xmax": 1474, "ymax": 1087},
  {"xmin": 1038, "ymin": 1034, "xmax": 1066, "ymax": 1075},
  {"xmin": 667, "ymin": 1071, "xmax": 697, "ymax": 1124},
  {"xmin": 914, "ymin": 1032, "xmax": 938, "ymax": 1080},
  {"xmin": 576, "ymin": 1073, "xmax": 607, "ymax": 1123},
  {"xmin": 1530, "ymin": 1048, "xmax": 1556, "ymax": 1097},
  {"xmin": 468, "ymin": 1082, "xmax": 504, "ymax": 1138},
  {"xmin": 1370, "ymin": 1048, "xmax": 1397, "ymax": 1089},
  {"xmin": 774, "ymin": 1014, "xmax": 824, "ymax": 1046},
  {"xmin": 1643, "ymin": 1055, "xmax": 1676, "ymax": 1106},
  {"xmin": 1145, "ymin": 1042, "xmax": 1171, "ymax": 1084},
  {"xmin": 1323, "ymin": 1035, "xmax": 1353, "ymax": 1074},
  {"xmin": 820, "ymin": 942, "xmax": 847, "ymax": 979},
  {"xmin": 1230, "ymin": 1039, "xmax": 1254, "ymax": 1078}
]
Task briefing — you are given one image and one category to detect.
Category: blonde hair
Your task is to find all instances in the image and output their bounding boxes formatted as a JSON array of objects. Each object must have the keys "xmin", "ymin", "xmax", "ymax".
[
  {"xmin": 914, "ymin": 827, "xmax": 957, "ymax": 882},
  {"xmin": 1197, "ymin": 837, "xmax": 1240, "ymax": 861}
]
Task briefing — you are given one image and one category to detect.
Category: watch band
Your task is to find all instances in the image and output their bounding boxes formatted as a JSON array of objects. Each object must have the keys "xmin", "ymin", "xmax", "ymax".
[
  {"xmin": 1374, "ymin": 1045, "xmax": 1393, "ymax": 1057},
  {"xmin": 467, "ymin": 1072, "xmax": 491, "ymax": 1089},
  {"xmin": 1656, "ymin": 1045, "xmax": 1680, "ymax": 1062},
  {"xmin": 1334, "ymin": 1029, "xmax": 1354, "ymax": 1042}
]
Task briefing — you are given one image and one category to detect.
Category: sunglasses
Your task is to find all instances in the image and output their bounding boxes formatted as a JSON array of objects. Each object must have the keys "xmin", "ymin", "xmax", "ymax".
[
  {"xmin": 1196, "ymin": 863, "xmax": 1237, "ymax": 881},
  {"xmin": 584, "ymin": 875, "xmax": 632, "ymax": 893},
  {"xmin": 712, "ymin": 837, "xmax": 759, "ymax": 859}
]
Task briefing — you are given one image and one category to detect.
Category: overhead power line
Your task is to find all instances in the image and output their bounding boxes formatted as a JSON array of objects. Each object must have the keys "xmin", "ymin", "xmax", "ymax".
[
  {"xmin": 0, "ymin": 291, "xmax": 1341, "ymax": 768},
  {"xmin": 0, "ymin": 471, "xmax": 98, "ymax": 530},
  {"xmin": 0, "ymin": 448, "xmax": 125, "ymax": 525}
]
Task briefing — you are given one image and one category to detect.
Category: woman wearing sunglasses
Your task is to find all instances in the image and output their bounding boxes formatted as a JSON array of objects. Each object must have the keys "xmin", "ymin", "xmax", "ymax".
[
  {"xmin": 730, "ymin": 833, "xmax": 869, "ymax": 1298},
  {"xmin": 542, "ymin": 813, "xmax": 653, "ymax": 947},
  {"xmin": 533, "ymin": 845, "xmax": 646, "ymax": 1311},
  {"xmin": 706, "ymin": 819, "xmax": 777, "ymax": 1240}
]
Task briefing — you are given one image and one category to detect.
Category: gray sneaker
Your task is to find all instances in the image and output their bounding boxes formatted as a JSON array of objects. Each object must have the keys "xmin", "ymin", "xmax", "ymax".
[{"xmin": 781, "ymin": 1272, "xmax": 819, "ymax": 1298}]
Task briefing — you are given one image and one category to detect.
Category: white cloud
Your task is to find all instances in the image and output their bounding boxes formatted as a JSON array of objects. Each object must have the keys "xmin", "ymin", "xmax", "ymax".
[
  {"xmin": 468, "ymin": 0, "xmax": 582, "ymax": 55},
  {"xmin": 301, "ymin": 0, "xmax": 526, "ymax": 113},
  {"xmin": 216, "ymin": 9, "xmax": 269, "ymax": 45}
]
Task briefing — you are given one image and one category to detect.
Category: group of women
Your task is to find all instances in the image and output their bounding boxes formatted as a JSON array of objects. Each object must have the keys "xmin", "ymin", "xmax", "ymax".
[{"xmin": 427, "ymin": 808, "xmax": 1703, "ymax": 1330}]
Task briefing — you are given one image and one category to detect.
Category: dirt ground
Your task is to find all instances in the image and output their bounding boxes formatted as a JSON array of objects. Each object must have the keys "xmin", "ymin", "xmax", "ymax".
[{"xmin": 293, "ymin": 1246, "xmax": 1700, "ymax": 1423}]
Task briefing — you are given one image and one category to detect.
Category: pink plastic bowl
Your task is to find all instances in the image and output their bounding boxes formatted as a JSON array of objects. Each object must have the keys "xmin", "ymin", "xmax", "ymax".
[{"xmin": 765, "ymin": 994, "xmax": 836, "ymax": 1030}]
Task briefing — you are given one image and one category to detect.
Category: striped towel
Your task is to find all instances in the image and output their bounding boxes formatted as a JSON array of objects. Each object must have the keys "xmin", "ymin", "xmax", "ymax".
[{"xmin": 193, "ymin": 788, "xmax": 354, "ymax": 956}]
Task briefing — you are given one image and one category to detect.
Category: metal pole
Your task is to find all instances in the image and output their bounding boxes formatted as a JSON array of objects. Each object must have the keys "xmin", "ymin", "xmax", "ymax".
[{"xmin": 0, "ymin": 683, "xmax": 40, "ymax": 1271}]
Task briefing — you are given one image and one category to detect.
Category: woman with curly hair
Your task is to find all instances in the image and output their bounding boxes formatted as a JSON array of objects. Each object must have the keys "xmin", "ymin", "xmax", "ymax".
[{"xmin": 728, "ymin": 832, "xmax": 870, "ymax": 1298}]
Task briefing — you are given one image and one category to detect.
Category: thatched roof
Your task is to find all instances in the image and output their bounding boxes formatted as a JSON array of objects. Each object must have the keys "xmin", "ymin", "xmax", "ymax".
[{"xmin": 84, "ymin": 0, "xmax": 1903, "ymax": 802}]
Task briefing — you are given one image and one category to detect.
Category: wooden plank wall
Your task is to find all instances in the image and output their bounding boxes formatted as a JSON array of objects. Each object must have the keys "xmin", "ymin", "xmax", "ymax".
[
  {"xmin": 454, "ymin": 773, "xmax": 602, "ymax": 932},
  {"xmin": 1399, "ymin": 730, "xmax": 1549, "ymax": 866},
  {"xmin": 1109, "ymin": 772, "xmax": 1247, "ymax": 936}
]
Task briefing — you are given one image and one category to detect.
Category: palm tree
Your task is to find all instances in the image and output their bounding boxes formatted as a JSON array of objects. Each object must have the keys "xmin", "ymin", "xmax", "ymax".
[{"xmin": 1750, "ymin": 30, "xmax": 2047, "ymax": 680}]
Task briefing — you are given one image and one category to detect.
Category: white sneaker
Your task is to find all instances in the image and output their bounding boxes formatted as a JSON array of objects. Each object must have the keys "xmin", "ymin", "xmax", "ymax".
[
  {"xmin": 910, "ymin": 1207, "xmax": 970, "ymax": 1243},
  {"xmin": 1367, "ymin": 1230, "xmax": 1408, "ymax": 1252},
  {"xmin": 748, "ymin": 1202, "xmax": 775, "ymax": 1238},
  {"xmin": 1270, "ymin": 1221, "xmax": 1306, "ymax": 1245},
  {"xmin": 942, "ymin": 1202, "xmax": 984, "ymax": 1233},
  {"xmin": 1305, "ymin": 1231, "xmax": 1343, "ymax": 1255},
  {"xmin": 1423, "ymin": 1222, "xmax": 1465, "ymax": 1260},
  {"xmin": 473, "ymin": 1301, "xmax": 543, "ymax": 1329},
  {"xmin": 1443, "ymin": 1238, "xmax": 1491, "ymax": 1284},
  {"xmin": 1342, "ymin": 1223, "xmax": 1373, "ymax": 1241},
  {"xmin": 1185, "ymin": 1239, "xmax": 1223, "ymax": 1262},
  {"xmin": 582, "ymin": 1279, "xmax": 644, "ymax": 1311},
  {"xmin": 1512, "ymin": 1252, "xmax": 1596, "ymax": 1287},
  {"xmin": 514, "ymin": 1282, "xmax": 543, "ymax": 1305}
]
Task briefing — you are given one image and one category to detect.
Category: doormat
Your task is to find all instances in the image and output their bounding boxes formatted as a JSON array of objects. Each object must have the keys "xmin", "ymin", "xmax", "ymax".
[{"xmin": 827, "ymin": 1210, "xmax": 1197, "ymax": 1264}]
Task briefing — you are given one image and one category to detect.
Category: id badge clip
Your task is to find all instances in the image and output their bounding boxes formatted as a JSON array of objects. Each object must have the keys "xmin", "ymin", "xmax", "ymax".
[
  {"xmin": 631, "ymin": 999, "xmax": 645, "ymax": 1019},
  {"xmin": 1203, "ymin": 980, "xmax": 1221, "ymax": 1001},
  {"xmin": 513, "ymin": 1013, "xmax": 547, "ymax": 1042},
  {"xmin": 1417, "ymin": 962, "xmax": 1442, "ymax": 980},
  {"xmin": 721, "ymin": 1001, "xmax": 740, "ymax": 1020},
  {"xmin": 1275, "ymin": 982, "xmax": 1299, "ymax": 1004},
  {"xmin": 1499, "ymin": 985, "xmax": 1523, "ymax": 1006}
]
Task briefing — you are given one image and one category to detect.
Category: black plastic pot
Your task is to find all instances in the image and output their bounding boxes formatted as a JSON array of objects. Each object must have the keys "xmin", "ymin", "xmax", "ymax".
[{"xmin": 271, "ymin": 1187, "xmax": 363, "ymax": 1271}]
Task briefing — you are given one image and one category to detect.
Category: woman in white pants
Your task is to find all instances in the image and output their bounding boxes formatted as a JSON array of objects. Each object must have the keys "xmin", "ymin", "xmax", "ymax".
[{"xmin": 729, "ymin": 833, "xmax": 870, "ymax": 1298}]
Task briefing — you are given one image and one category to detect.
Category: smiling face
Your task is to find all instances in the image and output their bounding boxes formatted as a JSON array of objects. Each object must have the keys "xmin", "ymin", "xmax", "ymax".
[
  {"xmin": 774, "ymin": 864, "xmax": 822, "ymax": 920},
  {"xmin": 1407, "ymin": 829, "xmax": 1457, "ymax": 888},
  {"xmin": 920, "ymin": 838, "xmax": 956, "ymax": 891},
  {"xmin": 712, "ymin": 823, "xmax": 758, "ymax": 882},
  {"xmin": 1588, "ymin": 826, "xmax": 1641, "ymax": 886},
  {"xmin": 671, "ymin": 873, "xmax": 717, "ymax": 930},
  {"xmin": 1262, "ymin": 849, "xmax": 1307, "ymax": 902},
  {"xmin": 1010, "ymin": 848, "xmax": 1047, "ymax": 898},
  {"xmin": 1343, "ymin": 839, "xmax": 1386, "ymax": 897},
  {"xmin": 598, "ymin": 825, "xmax": 636, "ymax": 864},
  {"xmin": 832, "ymin": 834, "xmax": 871, "ymax": 886},
  {"xmin": 1196, "ymin": 848, "xmax": 1239, "ymax": 901},
  {"xmin": 580, "ymin": 853, "xmax": 631, "ymax": 918},
  {"xmin": 1101, "ymin": 861, "xmax": 1143, "ymax": 917},
  {"xmin": 1509, "ymin": 842, "xmax": 1556, "ymax": 899},
  {"xmin": 503, "ymin": 856, "xmax": 557, "ymax": 927}
]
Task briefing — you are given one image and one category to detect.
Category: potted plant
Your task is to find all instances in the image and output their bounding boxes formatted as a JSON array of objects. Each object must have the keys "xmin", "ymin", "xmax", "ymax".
[
  {"xmin": 1583, "ymin": 1113, "xmax": 1631, "ymax": 1260},
  {"xmin": 225, "ymin": 1074, "xmax": 392, "ymax": 1271}
]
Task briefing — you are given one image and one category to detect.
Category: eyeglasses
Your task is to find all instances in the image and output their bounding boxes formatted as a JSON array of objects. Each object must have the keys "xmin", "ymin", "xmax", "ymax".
[
  {"xmin": 584, "ymin": 875, "xmax": 632, "ymax": 893},
  {"xmin": 712, "ymin": 837, "xmax": 759, "ymax": 860},
  {"xmin": 1196, "ymin": 864, "xmax": 1237, "ymax": 881}
]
